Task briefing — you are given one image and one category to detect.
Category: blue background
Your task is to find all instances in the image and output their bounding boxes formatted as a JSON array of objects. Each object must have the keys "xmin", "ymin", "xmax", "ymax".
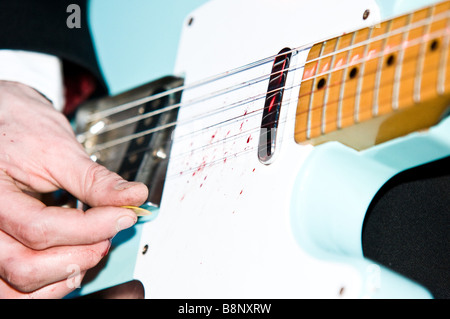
[{"xmin": 89, "ymin": 0, "xmax": 210, "ymax": 95}]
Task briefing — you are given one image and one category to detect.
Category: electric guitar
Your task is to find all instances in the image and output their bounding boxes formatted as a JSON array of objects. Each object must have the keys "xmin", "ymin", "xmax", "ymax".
[{"xmin": 70, "ymin": 0, "xmax": 450, "ymax": 298}]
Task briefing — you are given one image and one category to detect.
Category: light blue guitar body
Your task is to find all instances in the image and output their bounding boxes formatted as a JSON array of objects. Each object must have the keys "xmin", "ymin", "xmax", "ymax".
[
  {"xmin": 291, "ymin": 116, "xmax": 450, "ymax": 298},
  {"xmin": 68, "ymin": 0, "xmax": 448, "ymax": 298}
]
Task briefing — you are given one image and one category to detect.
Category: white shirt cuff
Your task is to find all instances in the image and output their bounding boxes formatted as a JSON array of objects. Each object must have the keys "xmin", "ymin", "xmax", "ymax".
[{"xmin": 0, "ymin": 50, "xmax": 65, "ymax": 111}]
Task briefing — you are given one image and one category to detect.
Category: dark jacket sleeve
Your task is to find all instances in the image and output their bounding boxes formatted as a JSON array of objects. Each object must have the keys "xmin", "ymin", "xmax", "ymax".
[{"xmin": 0, "ymin": 0, "xmax": 107, "ymax": 95}]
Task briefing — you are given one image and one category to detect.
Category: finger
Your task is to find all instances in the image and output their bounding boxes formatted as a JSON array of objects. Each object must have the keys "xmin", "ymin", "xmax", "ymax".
[
  {"xmin": 0, "ymin": 171, "xmax": 137, "ymax": 249},
  {"xmin": 48, "ymin": 148, "xmax": 148, "ymax": 208},
  {"xmin": 0, "ymin": 272, "xmax": 86, "ymax": 299},
  {"xmin": 0, "ymin": 229, "xmax": 110, "ymax": 293}
]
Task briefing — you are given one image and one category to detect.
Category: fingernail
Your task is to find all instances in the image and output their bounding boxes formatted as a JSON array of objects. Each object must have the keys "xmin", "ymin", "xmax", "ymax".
[
  {"xmin": 114, "ymin": 180, "xmax": 139, "ymax": 191},
  {"xmin": 101, "ymin": 240, "xmax": 112, "ymax": 257},
  {"xmin": 116, "ymin": 215, "xmax": 136, "ymax": 232}
]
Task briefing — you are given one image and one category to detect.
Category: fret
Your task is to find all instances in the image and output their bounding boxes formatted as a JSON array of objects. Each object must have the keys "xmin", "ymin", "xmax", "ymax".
[
  {"xmin": 396, "ymin": 10, "xmax": 426, "ymax": 109},
  {"xmin": 338, "ymin": 29, "xmax": 370, "ymax": 128},
  {"xmin": 437, "ymin": 2, "xmax": 450, "ymax": 94},
  {"xmin": 414, "ymin": 7, "xmax": 435, "ymax": 103},
  {"xmin": 392, "ymin": 14, "xmax": 413, "ymax": 110},
  {"xmin": 321, "ymin": 38, "xmax": 339, "ymax": 134},
  {"xmin": 294, "ymin": 0, "xmax": 450, "ymax": 150},
  {"xmin": 372, "ymin": 20, "xmax": 392, "ymax": 117},
  {"xmin": 323, "ymin": 36, "xmax": 345, "ymax": 134},
  {"xmin": 357, "ymin": 25, "xmax": 384, "ymax": 123},
  {"xmin": 378, "ymin": 16, "xmax": 411, "ymax": 116},
  {"xmin": 354, "ymin": 27, "xmax": 373, "ymax": 122},
  {"xmin": 296, "ymin": 44, "xmax": 322, "ymax": 141},
  {"xmin": 307, "ymin": 42, "xmax": 326, "ymax": 139},
  {"xmin": 422, "ymin": 2, "xmax": 450, "ymax": 99},
  {"xmin": 424, "ymin": 2, "xmax": 450, "ymax": 99},
  {"xmin": 336, "ymin": 32, "xmax": 356, "ymax": 129}
]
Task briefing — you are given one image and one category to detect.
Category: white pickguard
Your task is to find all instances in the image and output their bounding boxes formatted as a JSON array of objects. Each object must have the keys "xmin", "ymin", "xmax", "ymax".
[{"xmin": 132, "ymin": 0, "xmax": 432, "ymax": 298}]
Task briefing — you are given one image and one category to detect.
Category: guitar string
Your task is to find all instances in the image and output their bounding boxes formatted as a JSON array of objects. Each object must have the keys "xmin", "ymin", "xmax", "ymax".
[
  {"xmin": 82, "ymin": 17, "xmax": 450, "ymax": 159},
  {"xmin": 125, "ymin": 68, "xmax": 442, "ymax": 182},
  {"xmin": 86, "ymin": 25, "xmax": 447, "ymax": 157},
  {"xmin": 100, "ymin": 56, "xmax": 444, "ymax": 180},
  {"xmin": 86, "ymin": 47, "xmax": 303, "ymax": 122},
  {"xmin": 85, "ymin": 76, "xmax": 298, "ymax": 153},
  {"xmin": 173, "ymin": 29, "xmax": 445, "ymax": 145},
  {"xmin": 93, "ymin": 43, "xmax": 447, "ymax": 179},
  {"xmin": 102, "ymin": 11, "xmax": 450, "ymax": 180},
  {"xmin": 81, "ymin": 8, "xmax": 449, "ymax": 129},
  {"xmin": 130, "ymin": 64, "xmax": 445, "ymax": 182},
  {"xmin": 85, "ymin": 9, "xmax": 444, "ymax": 124},
  {"xmin": 78, "ymin": 61, "xmax": 297, "ymax": 141}
]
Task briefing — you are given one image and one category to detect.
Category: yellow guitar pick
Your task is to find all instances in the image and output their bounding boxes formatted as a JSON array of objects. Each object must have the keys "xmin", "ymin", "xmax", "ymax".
[{"xmin": 122, "ymin": 206, "xmax": 153, "ymax": 217}]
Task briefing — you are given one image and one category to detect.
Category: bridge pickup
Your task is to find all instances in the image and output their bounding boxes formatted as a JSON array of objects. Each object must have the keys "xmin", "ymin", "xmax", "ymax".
[
  {"xmin": 258, "ymin": 48, "xmax": 292, "ymax": 164},
  {"xmin": 76, "ymin": 76, "xmax": 184, "ymax": 208}
]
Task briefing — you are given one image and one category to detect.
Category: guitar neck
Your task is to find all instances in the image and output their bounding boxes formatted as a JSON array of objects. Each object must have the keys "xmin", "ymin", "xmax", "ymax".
[{"xmin": 295, "ymin": 0, "xmax": 450, "ymax": 150}]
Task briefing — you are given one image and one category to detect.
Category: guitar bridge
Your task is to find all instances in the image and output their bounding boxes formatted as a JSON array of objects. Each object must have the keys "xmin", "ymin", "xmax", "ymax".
[{"xmin": 76, "ymin": 76, "xmax": 184, "ymax": 208}]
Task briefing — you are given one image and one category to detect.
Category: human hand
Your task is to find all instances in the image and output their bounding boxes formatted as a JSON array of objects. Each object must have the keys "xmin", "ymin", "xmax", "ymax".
[{"xmin": 0, "ymin": 81, "xmax": 148, "ymax": 298}]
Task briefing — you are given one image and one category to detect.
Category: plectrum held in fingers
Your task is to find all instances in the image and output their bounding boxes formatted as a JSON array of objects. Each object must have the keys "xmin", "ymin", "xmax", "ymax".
[{"xmin": 121, "ymin": 205, "xmax": 153, "ymax": 217}]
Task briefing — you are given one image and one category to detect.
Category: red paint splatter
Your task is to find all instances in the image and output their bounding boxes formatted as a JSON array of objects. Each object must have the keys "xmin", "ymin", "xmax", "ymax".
[
  {"xmin": 240, "ymin": 190, "xmax": 243, "ymax": 195},
  {"xmin": 252, "ymin": 168, "xmax": 256, "ymax": 172},
  {"xmin": 210, "ymin": 130, "xmax": 218, "ymax": 143},
  {"xmin": 247, "ymin": 135, "xmax": 252, "ymax": 143},
  {"xmin": 198, "ymin": 161, "xmax": 206, "ymax": 172},
  {"xmin": 200, "ymin": 183, "xmax": 203, "ymax": 188},
  {"xmin": 192, "ymin": 160, "xmax": 207, "ymax": 177}
]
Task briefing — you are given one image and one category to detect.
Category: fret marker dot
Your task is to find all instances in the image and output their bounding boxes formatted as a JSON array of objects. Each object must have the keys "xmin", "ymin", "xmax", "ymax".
[
  {"xmin": 317, "ymin": 78, "xmax": 326, "ymax": 90},
  {"xmin": 349, "ymin": 67, "xmax": 358, "ymax": 79},
  {"xmin": 430, "ymin": 39, "xmax": 439, "ymax": 51},
  {"xmin": 386, "ymin": 54, "xmax": 395, "ymax": 67}
]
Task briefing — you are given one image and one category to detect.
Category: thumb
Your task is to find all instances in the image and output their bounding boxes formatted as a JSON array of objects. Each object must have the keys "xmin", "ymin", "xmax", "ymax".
[{"xmin": 54, "ymin": 154, "xmax": 148, "ymax": 208}]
